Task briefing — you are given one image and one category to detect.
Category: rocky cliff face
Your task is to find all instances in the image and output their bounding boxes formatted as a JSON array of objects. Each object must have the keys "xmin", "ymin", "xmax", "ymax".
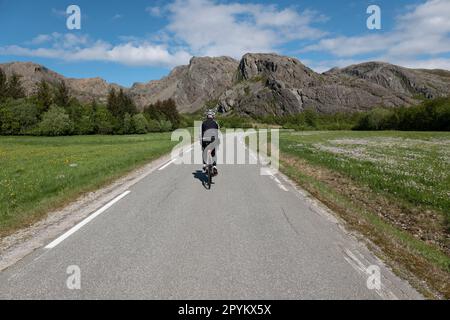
[
  {"xmin": 2, "ymin": 54, "xmax": 449, "ymax": 116},
  {"xmin": 129, "ymin": 56, "xmax": 239, "ymax": 113},
  {"xmin": 217, "ymin": 54, "xmax": 450, "ymax": 116}
]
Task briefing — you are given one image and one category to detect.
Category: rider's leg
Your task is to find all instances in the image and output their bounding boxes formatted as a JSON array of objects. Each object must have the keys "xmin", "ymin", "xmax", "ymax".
[
  {"xmin": 202, "ymin": 141, "xmax": 210, "ymax": 171},
  {"xmin": 211, "ymin": 148, "xmax": 218, "ymax": 175}
]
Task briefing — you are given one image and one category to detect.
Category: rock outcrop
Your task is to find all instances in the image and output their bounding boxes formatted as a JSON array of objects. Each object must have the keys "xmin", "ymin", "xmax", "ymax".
[
  {"xmin": 129, "ymin": 56, "xmax": 239, "ymax": 113},
  {"xmin": 218, "ymin": 54, "xmax": 450, "ymax": 116},
  {"xmin": 326, "ymin": 62, "xmax": 450, "ymax": 100}
]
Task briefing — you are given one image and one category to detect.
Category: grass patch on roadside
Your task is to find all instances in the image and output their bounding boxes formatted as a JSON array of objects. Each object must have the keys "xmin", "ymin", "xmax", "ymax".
[
  {"xmin": 0, "ymin": 134, "xmax": 177, "ymax": 237},
  {"xmin": 278, "ymin": 130, "xmax": 450, "ymax": 298}
]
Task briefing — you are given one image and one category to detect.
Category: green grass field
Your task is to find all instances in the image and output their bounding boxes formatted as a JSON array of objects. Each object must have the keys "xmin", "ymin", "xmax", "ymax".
[
  {"xmin": 280, "ymin": 131, "xmax": 450, "ymax": 223},
  {"xmin": 279, "ymin": 130, "xmax": 450, "ymax": 298},
  {"xmin": 0, "ymin": 134, "xmax": 177, "ymax": 236}
]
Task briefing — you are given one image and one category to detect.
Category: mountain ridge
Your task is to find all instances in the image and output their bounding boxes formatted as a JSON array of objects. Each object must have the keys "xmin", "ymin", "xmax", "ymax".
[{"xmin": 1, "ymin": 54, "xmax": 449, "ymax": 115}]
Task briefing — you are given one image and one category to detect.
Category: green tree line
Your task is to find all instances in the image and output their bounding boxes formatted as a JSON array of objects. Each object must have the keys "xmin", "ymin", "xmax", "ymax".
[
  {"xmin": 354, "ymin": 98, "xmax": 450, "ymax": 131},
  {"xmin": 218, "ymin": 102, "xmax": 449, "ymax": 131},
  {"xmin": 0, "ymin": 69, "xmax": 185, "ymax": 136}
]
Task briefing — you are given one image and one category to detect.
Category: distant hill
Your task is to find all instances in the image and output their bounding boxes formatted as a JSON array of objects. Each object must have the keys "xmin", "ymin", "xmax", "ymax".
[
  {"xmin": 1, "ymin": 54, "xmax": 449, "ymax": 115},
  {"xmin": 217, "ymin": 54, "xmax": 450, "ymax": 116}
]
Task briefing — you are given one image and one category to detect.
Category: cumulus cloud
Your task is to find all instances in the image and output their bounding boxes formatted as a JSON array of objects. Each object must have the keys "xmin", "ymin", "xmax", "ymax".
[
  {"xmin": 165, "ymin": 0, "xmax": 327, "ymax": 58},
  {"xmin": 0, "ymin": 33, "xmax": 192, "ymax": 67},
  {"xmin": 303, "ymin": 0, "xmax": 450, "ymax": 69},
  {"xmin": 2, "ymin": 0, "xmax": 328, "ymax": 68}
]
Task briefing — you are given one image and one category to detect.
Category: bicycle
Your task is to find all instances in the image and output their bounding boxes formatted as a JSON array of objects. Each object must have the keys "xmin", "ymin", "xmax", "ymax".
[{"xmin": 205, "ymin": 149, "xmax": 214, "ymax": 190}]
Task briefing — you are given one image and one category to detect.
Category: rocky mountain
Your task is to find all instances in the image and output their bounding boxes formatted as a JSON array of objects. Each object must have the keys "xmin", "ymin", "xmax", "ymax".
[
  {"xmin": 1, "ymin": 54, "xmax": 449, "ymax": 116},
  {"xmin": 0, "ymin": 62, "xmax": 123, "ymax": 104},
  {"xmin": 130, "ymin": 56, "xmax": 239, "ymax": 113},
  {"xmin": 217, "ymin": 54, "xmax": 450, "ymax": 116},
  {"xmin": 327, "ymin": 62, "xmax": 450, "ymax": 100}
]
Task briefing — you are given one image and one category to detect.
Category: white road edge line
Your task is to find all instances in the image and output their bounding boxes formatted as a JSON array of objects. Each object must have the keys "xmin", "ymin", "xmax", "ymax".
[
  {"xmin": 158, "ymin": 159, "xmax": 176, "ymax": 171},
  {"xmin": 239, "ymin": 135, "xmax": 288, "ymax": 192},
  {"xmin": 158, "ymin": 146, "xmax": 193, "ymax": 171},
  {"xmin": 45, "ymin": 191, "xmax": 131, "ymax": 249}
]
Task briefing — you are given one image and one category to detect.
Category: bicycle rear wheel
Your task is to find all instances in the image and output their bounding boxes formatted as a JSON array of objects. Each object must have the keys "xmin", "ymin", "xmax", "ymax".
[{"xmin": 207, "ymin": 166, "xmax": 212, "ymax": 189}]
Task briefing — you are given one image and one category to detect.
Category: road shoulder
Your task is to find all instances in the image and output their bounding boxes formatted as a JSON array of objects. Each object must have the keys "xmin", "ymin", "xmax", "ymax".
[{"xmin": 0, "ymin": 152, "xmax": 174, "ymax": 272}]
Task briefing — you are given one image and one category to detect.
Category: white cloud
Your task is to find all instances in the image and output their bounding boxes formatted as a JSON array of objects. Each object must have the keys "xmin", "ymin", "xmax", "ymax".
[
  {"xmin": 303, "ymin": 0, "xmax": 450, "ymax": 60},
  {"xmin": 0, "ymin": 33, "xmax": 192, "ymax": 68},
  {"xmin": 385, "ymin": 57, "xmax": 450, "ymax": 71},
  {"xmin": 29, "ymin": 34, "xmax": 53, "ymax": 45},
  {"xmin": 165, "ymin": 0, "xmax": 327, "ymax": 58},
  {"xmin": 1, "ymin": 0, "xmax": 328, "ymax": 68},
  {"xmin": 146, "ymin": 6, "xmax": 163, "ymax": 17}
]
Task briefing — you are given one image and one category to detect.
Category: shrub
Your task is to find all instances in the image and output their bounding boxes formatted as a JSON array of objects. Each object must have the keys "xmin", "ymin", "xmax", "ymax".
[
  {"xmin": 132, "ymin": 114, "xmax": 149, "ymax": 134},
  {"xmin": 94, "ymin": 105, "xmax": 114, "ymax": 134},
  {"xmin": 36, "ymin": 105, "xmax": 74, "ymax": 136},
  {"xmin": 160, "ymin": 119, "xmax": 173, "ymax": 132},
  {"xmin": 122, "ymin": 113, "xmax": 133, "ymax": 134},
  {"xmin": 147, "ymin": 119, "xmax": 162, "ymax": 132},
  {"xmin": 0, "ymin": 99, "xmax": 39, "ymax": 135},
  {"xmin": 354, "ymin": 108, "xmax": 393, "ymax": 130}
]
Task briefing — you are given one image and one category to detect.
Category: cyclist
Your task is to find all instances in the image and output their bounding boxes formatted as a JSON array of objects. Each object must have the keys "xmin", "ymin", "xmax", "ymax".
[{"xmin": 200, "ymin": 110, "xmax": 219, "ymax": 176}]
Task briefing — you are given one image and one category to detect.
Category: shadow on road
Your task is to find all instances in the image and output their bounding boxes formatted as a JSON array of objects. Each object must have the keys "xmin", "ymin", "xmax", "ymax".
[{"xmin": 192, "ymin": 170, "xmax": 214, "ymax": 189}]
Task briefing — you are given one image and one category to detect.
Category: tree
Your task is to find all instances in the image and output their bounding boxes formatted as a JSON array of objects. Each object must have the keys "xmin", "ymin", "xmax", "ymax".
[
  {"xmin": 160, "ymin": 119, "xmax": 173, "ymax": 132},
  {"xmin": 147, "ymin": 118, "xmax": 161, "ymax": 132},
  {"xmin": 132, "ymin": 114, "xmax": 149, "ymax": 134},
  {"xmin": 143, "ymin": 99, "xmax": 180, "ymax": 130},
  {"xmin": 94, "ymin": 105, "xmax": 114, "ymax": 134},
  {"xmin": 37, "ymin": 105, "xmax": 74, "ymax": 136},
  {"xmin": 116, "ymin": 89, "xmax": 137, "ymax": 119},
  {"xmin": 6, "ymin": 73, "xmax": 25, "ymax": 99},
  {"xmin": 71, "ymin": 103, "xmax": 95, "ymax": 135},
  {"xmin": 107, "ymin": 88, "xmax": 137, "ymax": 120},
  {"xmin": 54, "ymin": 80, "xmax": 70, "ymax": 107},
  {"xmin": 161, "ymin": 99, "xmax": 180, "ymax": 128},
  {"xmin": 0, "ymin": 68, "xmax": 7, "ymax": 101},
  {"xmin": 106, "ymin": 88, "xmax": 119, "ymax": 117},
  {"xmin": 36, "ymin": 80, "xmax": 53, "ymax": 113},
  {"xmin": 122, "ymin": 113, "xmax": 133, "ymax": 134},
  {"xmin": 304, "ymin": 108, "xmax": 318, "ymax": 128}
]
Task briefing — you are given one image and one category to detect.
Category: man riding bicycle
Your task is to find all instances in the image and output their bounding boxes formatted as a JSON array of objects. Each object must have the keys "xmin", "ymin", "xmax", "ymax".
[{"xmin": 200, "ymin": 110, "xmax": 219, "ymax": 176}]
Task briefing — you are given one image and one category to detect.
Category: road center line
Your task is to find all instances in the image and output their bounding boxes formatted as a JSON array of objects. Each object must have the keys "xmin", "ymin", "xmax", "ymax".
[{"xmin": 45, "ymin": 191, "xmax": 131, "ymax": 249}]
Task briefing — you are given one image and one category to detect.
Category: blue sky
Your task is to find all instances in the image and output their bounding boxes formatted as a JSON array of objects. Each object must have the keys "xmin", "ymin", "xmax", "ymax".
[{"xmin": 1, "ymin": 0, "xmax": 449, "ymax": 87}]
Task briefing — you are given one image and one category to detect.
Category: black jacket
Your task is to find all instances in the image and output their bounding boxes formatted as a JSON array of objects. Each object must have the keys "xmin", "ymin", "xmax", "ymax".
[{"xmin": 201, "ymin": 119, "xmax": 219, "ymax": 142}]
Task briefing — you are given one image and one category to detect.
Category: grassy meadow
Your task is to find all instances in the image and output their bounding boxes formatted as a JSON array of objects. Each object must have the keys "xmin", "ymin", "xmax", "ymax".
[
  {"xmin": 280, "ymin": 131, "xmax": 450, "ymax": 219},
  {"xmin": 0, "ymin": 134, "xmax": 177, "ymax": 236},
  {"xmin": 278, "ymin": 130, "xmax": 450, "ymax": 298}
]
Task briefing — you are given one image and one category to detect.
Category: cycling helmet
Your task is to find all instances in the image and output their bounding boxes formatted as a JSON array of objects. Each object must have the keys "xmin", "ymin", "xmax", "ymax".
[{"xmin": 206, "ymin": 109, "xmax": 216, "ymax": 119}]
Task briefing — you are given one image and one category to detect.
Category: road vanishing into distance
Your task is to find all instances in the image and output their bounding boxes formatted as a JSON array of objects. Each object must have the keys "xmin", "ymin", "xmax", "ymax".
[{"xmin": 0, "ymin": 137, "xmax": 421, "ymax": 299}]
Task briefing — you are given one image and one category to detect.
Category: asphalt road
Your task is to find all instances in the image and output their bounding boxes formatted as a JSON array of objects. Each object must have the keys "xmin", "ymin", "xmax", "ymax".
[{"xmin": 0, "ymin": 141, "xmax": 422, "ymax": 299}]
